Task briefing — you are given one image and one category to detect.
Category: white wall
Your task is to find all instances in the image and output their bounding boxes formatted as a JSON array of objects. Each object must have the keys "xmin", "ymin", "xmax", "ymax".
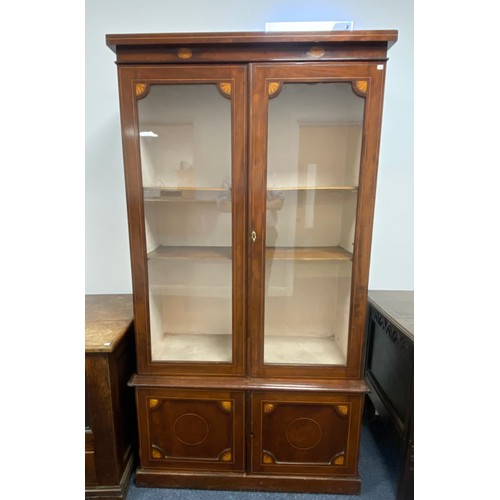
[{"xmin": 85, "ymin": 0, "xmax": 413, "ymax": 293}]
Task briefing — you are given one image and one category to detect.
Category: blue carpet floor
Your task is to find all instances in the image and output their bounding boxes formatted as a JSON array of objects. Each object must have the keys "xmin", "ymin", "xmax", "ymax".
[{"xmin": 126, "ymin": 416, "xmax": 401, "ymax": 499}]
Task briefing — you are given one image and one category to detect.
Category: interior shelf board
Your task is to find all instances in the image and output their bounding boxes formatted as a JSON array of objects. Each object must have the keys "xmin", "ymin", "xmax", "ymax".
[
  {"xmin": 148, "ymin": 245, "xmax": 352, "ymax": 261},
  {"xmin": 144, "ymin": 186, "xmax": 357, "ymax": 193},
  {"xmin": 268, "ymin": 186, "xmax": 358, "ymax": 192},
  {"xmin": 148, "ymin": 246, "xmax": 232, "ymax": 260},
  {"xmin": 144, "ymin": 186, "xmax": 226, "ymax": 191},
  {"xmin": 143, "ymin": 187, "xmax": 228, "ymax": 203},
  {"xmin": 268, "ymin": 246, "xmax": 353, "ymax": 261},
  {"xmin": 144, "ymin": 197, "xmax": 217, "ymax": 203},
  {"xmin": 143, "ymin": 186, "xmax": 357, "ymax": 203}
]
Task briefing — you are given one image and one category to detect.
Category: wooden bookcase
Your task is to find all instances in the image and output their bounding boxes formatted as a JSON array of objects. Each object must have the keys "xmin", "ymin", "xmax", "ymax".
[{"xmin": 106, "ymin": 30, "xmax": 397, "ymax": 494}]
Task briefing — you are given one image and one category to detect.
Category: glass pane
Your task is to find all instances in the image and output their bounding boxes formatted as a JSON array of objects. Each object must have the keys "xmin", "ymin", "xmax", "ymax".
[
  {"xmin": 138, "ymin": 84, "xmax": 233, "ymax": 362},
  {"xmin": 264, "ymin": 82, "xmax": 364, "ymax": 365}
]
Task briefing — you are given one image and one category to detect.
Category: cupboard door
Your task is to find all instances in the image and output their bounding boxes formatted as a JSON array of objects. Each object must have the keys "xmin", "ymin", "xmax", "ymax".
[
  {"xmin": 136, "ymin": 388, "xmax": 245, "ymax": 471},
  {"xmin": 250, "ymin": 392, "xmax": 363, "ymax": 476},
  {"xmin": 118, "ymin": 65, "xmax": 247, "ymax": 375},
  {"xmin": 249, "ymin": 63, "xmax": 386, "ymax": 378}
]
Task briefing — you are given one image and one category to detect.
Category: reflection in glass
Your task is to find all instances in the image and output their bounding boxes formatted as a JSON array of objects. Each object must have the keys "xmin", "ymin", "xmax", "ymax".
[
  {"xmin": 264, "ymin": 82, "xmax": 365, "ymax": 366},
  {"xmin": 137, "ymin": 84, "xmax": 233, "ymax": 362}
]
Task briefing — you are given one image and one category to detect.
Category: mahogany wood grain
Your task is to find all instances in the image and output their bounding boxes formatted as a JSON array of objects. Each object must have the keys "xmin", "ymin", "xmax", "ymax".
[
  {"xmin": 135, "ymin": 469, "xmax": 361, "ymax": 494},
  {"xmin": 129, "ymin": 374, "xmax": 367, "ymax": 393},
  {"xmin": 250, "ymin": 392, "xmax": 363, "ymax": 477},
  {"xmin": 106, "ymin": 30, "xmax": 397, "ymax": 47},
  {"xmin": 107, "ymin": 32, "xmax": 397, "ymax": 67},
  {"xmin": 111, "ymin": 44, "xmax": 391, "ymax": 65},
  {"xmin": 135, "ymin": 388, "xmax": 245, "ymax": 472}
]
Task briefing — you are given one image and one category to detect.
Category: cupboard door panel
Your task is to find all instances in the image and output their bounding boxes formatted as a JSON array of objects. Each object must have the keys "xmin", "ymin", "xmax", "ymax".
[
  {"xmin": 251, "ymin": 392, "xmax": 363, "ymax": 476},
  {"xmin": 137, "ymin": 388, "xmax": 244, "ymax": 471}
]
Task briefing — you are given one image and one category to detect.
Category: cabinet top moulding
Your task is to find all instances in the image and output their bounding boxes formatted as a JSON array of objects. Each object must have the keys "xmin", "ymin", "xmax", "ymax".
[
  {"xmin": 106, "ymin": 30, "xmax": 398, "ymax": 49},
  {"xmin": 106, "ymin": 30, "xmax": 398, "ymax": 64}
]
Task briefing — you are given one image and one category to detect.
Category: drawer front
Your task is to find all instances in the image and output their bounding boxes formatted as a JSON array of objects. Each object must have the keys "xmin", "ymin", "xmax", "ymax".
[
  {"xmin": 136, "ymin": 388, "xmax": 244, "ymax": 471},
  {"xmin": 85, "ymin": 430, "xmax": 97, "ymax": 486},
  {"xmin": 251, "ymin": 392, "xmax": 363, "ymax": 476}
]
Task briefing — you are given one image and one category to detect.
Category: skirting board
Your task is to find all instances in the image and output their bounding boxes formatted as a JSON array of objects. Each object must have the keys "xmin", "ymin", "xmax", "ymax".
[
  {"xmin": 85, "ymin": 452, "xmax": 135, "ymax": 500},
  {"xmin": 135, "ymin": 468, "xmax": 361, "ymax": 495}
]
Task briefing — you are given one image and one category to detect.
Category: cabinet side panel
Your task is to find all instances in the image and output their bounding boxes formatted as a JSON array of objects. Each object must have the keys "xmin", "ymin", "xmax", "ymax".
[
  {"xmin": 85, "ymin": 354, "xmax": 120, "ymax": 485},
  {"xmin": 108, "ymin": 326, "xmax": 137, "ymax": 475}
]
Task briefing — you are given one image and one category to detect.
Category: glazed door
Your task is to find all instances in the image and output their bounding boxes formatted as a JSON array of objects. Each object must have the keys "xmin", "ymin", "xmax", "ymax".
[
  {"xmin": 249, "ymin": 63, "xmax": 386, "ymax": 378},
  {"xmin": 118, "ymin": 65, "xmax": 247, "ymax": 375}
]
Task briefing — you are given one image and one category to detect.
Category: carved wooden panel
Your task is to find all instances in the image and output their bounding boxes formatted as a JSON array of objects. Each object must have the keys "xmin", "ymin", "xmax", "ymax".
[
  {"xmin": 137, "ymin": 388, "xmax": 244, "ymax": 471},
  {"xmin": 251, "ymin": 392, "xmax": 363, "ymax": 476},
  {"xmin": 366, "ymin": 308, "xmax": 413, "ymax": 426}
]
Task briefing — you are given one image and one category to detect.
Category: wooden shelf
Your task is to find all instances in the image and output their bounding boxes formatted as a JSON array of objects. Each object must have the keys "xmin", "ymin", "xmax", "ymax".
[
  {"xmin": 144, "ymin": 197, "xmax": 217, "ymax": 203},
  {"xmin": 145, "ymin": 186, "xmax": 357, "ymax": 192},
  {"xmin": 143, "ymin": 187, "xmax": 226, "ymax": 203},
  {"xmin": 149, "ymin": 284, "xmax": 230, "ymax": 298},
  {"xmin": 143, "ymin": 186, "xmax": 357, "ymax": 203},
  {"xmin": 148, "ymin": 246, "xmax": 232, "ymax": 260},
  {"xmin": 268, "ymin": 246, "xmax": 353, "ymax": 261},
  {"xmin": 268, "ymin": 186, "xmax": 358, "ymax": 192},
  {"xmin": 144, "ymin": 186, "xmax": 226, "ymax": 191},
  {"xmin": 148, "ymin": 246, "xmax": 352, "ymax": 261}
]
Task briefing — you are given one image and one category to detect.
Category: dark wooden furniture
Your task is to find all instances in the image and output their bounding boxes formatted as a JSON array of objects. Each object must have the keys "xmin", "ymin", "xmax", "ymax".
[
  {"xmin": 85, "ymin": 294, "xmax": 137, "ymax": 500},
  {"xmin": 364, "ymin": 290, "xmax": 414, "ymax": 500},
  {"xmin": 106, "ymin": 30, "xmax": 397, "ymax": 494}
]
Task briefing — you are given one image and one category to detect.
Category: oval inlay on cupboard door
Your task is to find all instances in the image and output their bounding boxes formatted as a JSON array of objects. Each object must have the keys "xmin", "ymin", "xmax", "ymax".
[
  {"xmin": 174, "ymin": 413, "xmax": 209, "ymax": 445},
  {"xmin": 285, "ymin": 417, "xmax": 322, "ymax": 450}
]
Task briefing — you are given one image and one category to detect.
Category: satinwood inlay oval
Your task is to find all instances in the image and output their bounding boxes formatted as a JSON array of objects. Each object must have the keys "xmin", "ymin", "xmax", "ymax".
[
  {"xmin": 177, "ymin": 47, "xmax": 193, "ymax": 59},
  {"xmin": 174, "ymin": 413, "xmax": 209, "ymax": 445},
  {"xmin": 307, "ymin": 46, "xmax": 326, "ymax": 58},
  {"xmin": 285, "ymin": 417, "xmax": 322, "ymax": 450}
]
